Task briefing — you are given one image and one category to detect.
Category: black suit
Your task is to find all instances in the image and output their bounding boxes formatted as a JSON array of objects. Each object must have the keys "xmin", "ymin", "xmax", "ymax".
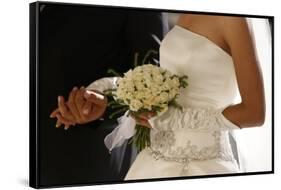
[{"xmin": 36, "ymin": 3, "xmax": 166, "ymax": 186}]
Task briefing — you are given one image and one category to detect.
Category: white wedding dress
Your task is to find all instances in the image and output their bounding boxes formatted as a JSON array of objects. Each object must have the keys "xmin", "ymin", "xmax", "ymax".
[
  {"xmin": 86, "ymin": 24, "xmax": 243, "ymax": 180},
  {"xmin": 124, "ymin": 25, "xmax": 242, "ymax": 180}
]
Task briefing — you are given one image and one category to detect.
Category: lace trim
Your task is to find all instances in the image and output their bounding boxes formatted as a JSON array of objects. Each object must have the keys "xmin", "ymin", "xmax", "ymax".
[
  {"xmin": 149, "ymin": 130, "xmax": 235, "ymax": 172},
  {"xmin": 177, "ymin": 107, "xmax": 225, "ymax": 131},
  {"xmin": 149, "ymin": 107, "xmax": 232, "ymax": 132}
]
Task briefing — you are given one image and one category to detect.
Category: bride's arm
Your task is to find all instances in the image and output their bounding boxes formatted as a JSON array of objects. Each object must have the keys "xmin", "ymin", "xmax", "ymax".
[{"xmin": 220, "ymin": 17, "xmax": 265, "ymax": 128}]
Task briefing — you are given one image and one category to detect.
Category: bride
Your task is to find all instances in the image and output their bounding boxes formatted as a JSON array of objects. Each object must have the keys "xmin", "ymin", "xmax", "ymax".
[{"xmin": 50, "ymin": 14, "xmax": 266, "ymax": 179}]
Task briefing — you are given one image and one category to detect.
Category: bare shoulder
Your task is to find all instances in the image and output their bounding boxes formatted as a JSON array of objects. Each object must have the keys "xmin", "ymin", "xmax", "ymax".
[
  {"xmin": 218, "ymin": 16, "xmax": 246, "ymax": 23},
  {"xmin": 177, "ymin": 14, "xmax": 224, "ymax": 27},
  {"xmin": 217, "ymin": 16, "xmax": 249, "ymax": 33},
  {"xmin": 216, "ymin": 16, "xmax": 253, "ymax": 46}
]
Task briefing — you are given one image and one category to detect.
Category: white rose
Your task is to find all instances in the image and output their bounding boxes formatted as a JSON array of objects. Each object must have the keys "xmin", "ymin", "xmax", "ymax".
[
  {"xmin": 159, "ymin": 92, "xmax": 169, "ymax": 103},
  {"xmin": 130, "ymin": 99, "xmax": 143, "ymax": 111}
]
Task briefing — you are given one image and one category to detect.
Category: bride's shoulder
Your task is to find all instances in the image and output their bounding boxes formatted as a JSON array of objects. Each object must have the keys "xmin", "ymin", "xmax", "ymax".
[
  {"xmin": 217, "ymin": 16, "xmax": 248, "ymax": 29},
  {"xmin": 217, "ymin": 16, "xmax": 251, "ymax": 42},
  {"xmin": 177, "ymin": 14, "xmax": 231, "ymax": 25},
  {"xmin": 176, "ymin": 14, "xmax": 249, "ymax": 33}
]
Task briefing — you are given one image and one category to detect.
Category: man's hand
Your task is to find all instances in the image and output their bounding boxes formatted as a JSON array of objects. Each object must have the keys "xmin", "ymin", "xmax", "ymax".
[{"xmin": 50, "ymin": 86, "xmax": 108, "ymax": 130}]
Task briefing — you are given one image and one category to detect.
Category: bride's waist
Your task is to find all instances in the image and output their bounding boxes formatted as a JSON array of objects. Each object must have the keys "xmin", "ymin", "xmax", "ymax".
[
  {"xmin": 150, "ymin": 130, "xmax": 222, "ymax": 149},
  {"xmin": 150, "ymin": 130, "xmax": 234, "ymax": 161}
]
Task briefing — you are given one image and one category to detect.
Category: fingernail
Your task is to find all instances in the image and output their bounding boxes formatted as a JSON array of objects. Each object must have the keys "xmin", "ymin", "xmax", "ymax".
[
  {"xmin": 73, "ymin": 87, "xmax": 78, "ymax": 91},
  {"xmin": 58, "ymin": 96, "xmax": 61, "ymax": 102},
  {"xmin": 64, "ymin": 126, "xmax": 69, "ymax": 130}
]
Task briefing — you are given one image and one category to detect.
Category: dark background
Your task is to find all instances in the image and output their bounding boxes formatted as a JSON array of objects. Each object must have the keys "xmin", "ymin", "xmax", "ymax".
[{"xmin": 31, "ymin": 2, "xmax": 166, "ymax": 187}]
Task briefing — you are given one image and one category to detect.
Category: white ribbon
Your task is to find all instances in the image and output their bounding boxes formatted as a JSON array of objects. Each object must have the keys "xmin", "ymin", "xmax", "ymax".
[{"xmin": 104, "ymin": 111, "xmax": 136, "ymax": 152}]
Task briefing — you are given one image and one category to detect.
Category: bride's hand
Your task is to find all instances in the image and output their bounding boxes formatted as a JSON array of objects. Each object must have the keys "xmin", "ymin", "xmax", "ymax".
[
  {"xmin": 50, "ymin": 86, "xmax": 108, "ymax": 129},
  {"xmin": 132, "ymin": 112, "xmax": 156, "ymax": 128}
]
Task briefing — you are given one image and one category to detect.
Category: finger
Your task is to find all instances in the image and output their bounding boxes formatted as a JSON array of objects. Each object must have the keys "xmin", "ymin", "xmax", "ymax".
[
  {"xmin": 58, "ymin": 96, "xmax": 75, "ymax": 121},
  {"xmin": 50, "ymin": 108, "xmax": 60, "ymax": 118},
  {"xmin": 86, "ymin": 104, "xmax": 106, "ymax": 121},
  {"xmin": 64, "ymin": 124, "xmax": 70, "ymax": 130},
  {"xmin": 147, "ymin": 112, "xmax": 157, "ymax": 118},
  {"xmin": 82, "ymin": 101, "xmax": 93, "ymax": 115},
  {"xmin": 84, "ymin": 90, "xmax": 107, "ymax": 107},
  {"xmin": 134, "ymin": 116, "xmax": 151, "ymax": 128},
  {"xmin": 56, "ymin": 113, "xmax": 75, "ymax": 126},
  {"xmin": 75, "ymin": 87, "xmax": 87, "ymax": 120},
  {"xmin": 55, "ymin": 120, "xmax": 62, "ymax": 128},
  {"xmin": 138, "ymin": 112, "xmax": 156, "ymax": 120},
  {"xmin": 68, "ymin": 87, "xmax": 82, "ymax": 123},
  {"xmin": 138, "ymin": 114, "xmax": 150, "ymax": 120}
]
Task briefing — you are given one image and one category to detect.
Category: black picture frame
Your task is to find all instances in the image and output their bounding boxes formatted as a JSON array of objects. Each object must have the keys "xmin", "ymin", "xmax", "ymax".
[{"xmin": 30, "ymin": 1, "xmax": 274, "ymax": 188}]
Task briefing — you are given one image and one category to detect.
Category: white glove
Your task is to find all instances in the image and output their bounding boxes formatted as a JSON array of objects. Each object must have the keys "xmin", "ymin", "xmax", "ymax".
[
  {"xmin": 148, "ymin": 106, "xmax": 241, "ymax": 132},
  {"xmin": 86, "ymin": 77, "xmax": 120, "ymax": 93}
]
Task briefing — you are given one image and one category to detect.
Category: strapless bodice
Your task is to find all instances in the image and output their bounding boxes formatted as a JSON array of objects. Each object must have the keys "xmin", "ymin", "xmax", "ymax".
[{"xmin": 160, "ymin": 25, "xmax": 239, "ymax": 109}]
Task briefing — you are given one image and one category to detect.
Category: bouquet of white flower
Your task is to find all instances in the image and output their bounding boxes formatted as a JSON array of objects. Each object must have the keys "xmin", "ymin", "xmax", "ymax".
[{"xmin": 105, "ymin": 51, "xmax": 188, "ymax": 152}]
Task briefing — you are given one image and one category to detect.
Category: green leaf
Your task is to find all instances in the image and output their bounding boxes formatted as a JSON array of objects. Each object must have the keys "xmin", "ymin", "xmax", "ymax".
[
  {"xmin": 142, "ymin": 49, "xmax": 159, "ymax": 65},
  {"xmin": 132, "ymin": 124, "xmax": 151, "ymax": 152},
  {"xmin": 107, "ymin": 69, "xmax": 122, "ymax": 77},
  {"xmin": 134, "ymin": 52, "xmax": 139, "ymax": 67},
  {"xmin": 109, "ymin": 107, "xmax": 128, "ymax": 119}
]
